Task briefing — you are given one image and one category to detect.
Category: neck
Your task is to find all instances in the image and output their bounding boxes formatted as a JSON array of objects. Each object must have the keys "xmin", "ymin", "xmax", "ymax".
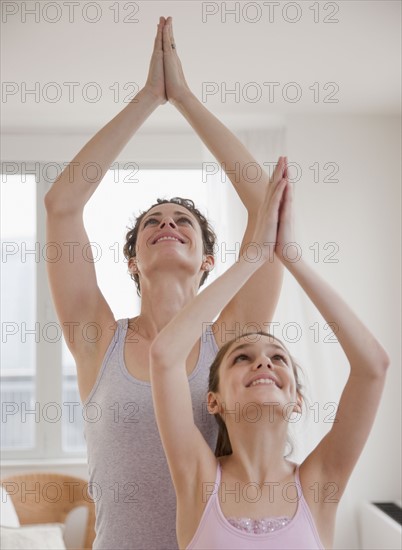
[
  {"xmin": 134, "ymin": 271, "xmax": 200, "ymax": 337},
  {"xmin": 223, "ymin": 411, "xmax": 292, "ymax": 483}
]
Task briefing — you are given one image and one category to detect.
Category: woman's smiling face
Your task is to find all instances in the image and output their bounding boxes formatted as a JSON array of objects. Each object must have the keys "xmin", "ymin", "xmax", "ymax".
[{"xmin": 132, "ymin": 202, "xmax": 210, "ymax": 284}]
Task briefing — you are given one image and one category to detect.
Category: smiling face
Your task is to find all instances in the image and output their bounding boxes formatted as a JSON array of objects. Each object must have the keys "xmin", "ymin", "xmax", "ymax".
[
  {"xmin": 208, "ymin": 333, "xmax": 303, "ymax": 419},
  {"xmin": 140, "ymin": 204, "xmax": 199, "ymax": 246},
  {"xmin": 129, "ymin": 202, "xmax": 214, "ymax": 290},
  {"xmin": 123, "ymin": 198, "xmax": 217, "ymax": 296}
]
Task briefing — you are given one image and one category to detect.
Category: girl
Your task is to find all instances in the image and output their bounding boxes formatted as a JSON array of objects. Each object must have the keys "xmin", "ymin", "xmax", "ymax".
[
  {"xmin": 150, "ymin": 161, "xmax": 390, "ymax": 549},
  {"xmin": 44, "ymin": 16, "xmax": 283, "ymax": 549}
]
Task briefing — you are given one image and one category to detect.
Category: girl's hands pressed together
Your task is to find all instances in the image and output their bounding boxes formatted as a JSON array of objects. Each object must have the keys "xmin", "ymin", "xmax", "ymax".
[
  {"xmin": 144, "ymin": 17, "xmax": 167, "ymax": 105},
  {"xmin": 275, "ymin": 156, "xmax": 297, "ymax": 265},
  {"xmin": 251, "ymin": 156, "xmax": 288, "ymax": 262},
  {"xmin": 162, "ymin": 16, "xmax": 192, "ymax": 105}
]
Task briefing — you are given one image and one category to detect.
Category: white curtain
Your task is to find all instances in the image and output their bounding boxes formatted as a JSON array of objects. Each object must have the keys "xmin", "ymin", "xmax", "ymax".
[{"xmin": 202, "ymin": 126, "xmax": 348, "ymax": 463}]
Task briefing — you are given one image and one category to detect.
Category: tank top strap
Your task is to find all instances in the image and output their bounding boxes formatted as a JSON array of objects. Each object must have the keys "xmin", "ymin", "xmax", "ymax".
[
  {"xmin": 117, "ymin": 317, "xmax": 129, "ymax": 341},
  {"xmin": 119, "ymin": 317, "xmax": 129, "ymax": 344},
  {"xmin": 201, "ymin": 322, "xmax": 220, "ymax": 354},
  {"xmin": 294, "ymin": 462, "xmax": 316, "ymax": 520},
  {"xmin": 105, "ymin": 317, "xmax": 129, "ymax": 349},
  {"xmin": 205, "ymin": 461, "xmax": 221, "ymax": 511},
  {"xmin": 206, "ymin": 461, "xmax": 222, "ymax": 503},
  {"xmin": 293, "ymin": 463, "xmax": 324, "ymax": 547},
  {"xmin": 186, "ymin": 322, "xmax": 219, "ymax": 382},
  {"xmin": 82, "ymin": 318, "xmax": 128, "ymax": 406}
]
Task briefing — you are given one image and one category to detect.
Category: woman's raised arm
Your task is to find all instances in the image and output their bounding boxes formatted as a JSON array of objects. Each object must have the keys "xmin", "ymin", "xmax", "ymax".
[
  {"xmin": 162, "ymin": 16, "xmax": 284, "ymax": 337},
  {"xmin": 44, "ymin": 20, "xmax": 166, "ymax": 402}
]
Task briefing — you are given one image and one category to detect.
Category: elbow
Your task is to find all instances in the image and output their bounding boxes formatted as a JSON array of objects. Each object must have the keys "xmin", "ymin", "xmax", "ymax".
[
  {"xmin": 44, "ymin": 190, "xmax": 64, "ymax": 215},
  {"xmin": 44, "ymin": 191, "xmax": 81, "ymax": 217},
  {"xmin": 44, "ymin": 176, "xmax": 63, "ymax": 211},
  {"xmin": 44, "ymin": 191, "xmax": 54, "ymax": 212},
  {"xmin": 375, "ymin": 341, "xmax": 391, "ymax": 373},
  {"xmin": 369, "ymin": 347, "xmax": 391, "ymax": 378},
  {"xmin": 350, "ymin": 346, "xmax": 390, "ymax": 378},
  {"xmin": 379, "ymin": 349, "xmax": 391, "ymax": 372}
]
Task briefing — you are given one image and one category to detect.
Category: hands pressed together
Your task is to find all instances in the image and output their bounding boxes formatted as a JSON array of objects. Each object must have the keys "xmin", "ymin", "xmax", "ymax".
[
  {"xmin": 252, "ymin": 156, "xmax": 296, "ymax": 266},
  {"xmin": 145, "ymin": 17, "xmax": 295, "ymax": 265},
  {"xmin": 145, "ymin": 16, "xmax": 191, "ymax": 106}
]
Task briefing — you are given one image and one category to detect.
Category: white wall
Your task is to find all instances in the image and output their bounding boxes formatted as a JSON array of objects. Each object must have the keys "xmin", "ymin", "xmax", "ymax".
[
  {"xmin": 285, "ymin": 114, "xmax": 401, "ymax": 548},
  {"xmin": 2, "ymin": 114, "xmax": 401, "ymax": 549}
]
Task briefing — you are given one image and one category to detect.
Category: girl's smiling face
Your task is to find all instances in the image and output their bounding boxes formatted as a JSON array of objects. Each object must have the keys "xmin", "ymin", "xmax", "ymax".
[{"xmin": 208, "ymin": 334, "xmax": 302, "ymax": 418}]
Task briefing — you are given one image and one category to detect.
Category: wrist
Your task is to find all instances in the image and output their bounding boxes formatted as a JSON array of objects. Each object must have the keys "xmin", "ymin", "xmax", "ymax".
[
  {"xmin": 170, "ymin": 88, "xmax": 195, "ymax": 109},
  {"xmin": 237, "ymin": 253, "xmax": 268, "ymax": 274},
  {"xmin": 140, "ymin": 85, "xmax": 166, "ymax": 107},
  {"xmin": 279, "ymin": 252, "xmax": 306, "ymax": 274}
]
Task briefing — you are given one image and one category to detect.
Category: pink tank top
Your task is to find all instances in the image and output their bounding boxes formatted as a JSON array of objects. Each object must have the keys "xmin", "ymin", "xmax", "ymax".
[{"xmin": 186, "ymin": 463, "xmax": 325, "ymax": 549}]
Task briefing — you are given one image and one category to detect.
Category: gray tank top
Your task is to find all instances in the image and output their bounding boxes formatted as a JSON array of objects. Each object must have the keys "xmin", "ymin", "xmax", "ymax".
[{"xmin": 83, "ymin": 318, "xmax": 219, "ymax": 549}]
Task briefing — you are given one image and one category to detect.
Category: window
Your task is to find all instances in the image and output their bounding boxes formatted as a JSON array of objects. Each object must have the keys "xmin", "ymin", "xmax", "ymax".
[
  {"xmin": 1, "ymin": 175, "xmax": 36, "ymax": 451},
  {"xmin": 1, "ymin": 167, "xmax": 223, "ymax": 459}
]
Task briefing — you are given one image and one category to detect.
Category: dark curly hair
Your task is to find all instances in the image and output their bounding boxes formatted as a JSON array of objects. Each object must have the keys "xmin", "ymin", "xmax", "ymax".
[
  {"xmin": 208, "ymin": 331, "xmax": 305, "ymax": 458},
  {"xmin": 123, "ymin": 197, "xmax": 217, "ymax": 296}
]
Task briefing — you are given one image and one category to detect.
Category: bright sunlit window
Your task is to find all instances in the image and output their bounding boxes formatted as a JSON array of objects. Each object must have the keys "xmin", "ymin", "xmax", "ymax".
[
  {"xmin": 1, "ymin": 175, "xmax": 37, "ymax": 451},
  {"xmin": 1, "ymin": 167, "xmax": 234, "ymax": 458}
]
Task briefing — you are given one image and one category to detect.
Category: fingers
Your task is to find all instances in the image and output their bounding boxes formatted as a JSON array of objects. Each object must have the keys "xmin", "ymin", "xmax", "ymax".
[
  {"xmin": 256, "ymin": 175, "xmax": 287, "ymax": 244},
  {"xmin": 278, "ymin": 180, "xmax": 293, "ymax": 227},
  {"xmin": 261, "ymin": 174, "xmax": 287, "ymax": 218},
  {"xmin": 266, "ymin": 157, "xmax": 287, "ymax": 198},
  {"xmin": 169, "ymin": 17, "xmax": 176, "ymax": 51},
  {"xmin": 283, "ymin": 156, "xmax": 288, "ymax": 179},
  {"xmin": 163, "ymin": 16, "xmax": 176, "ymax": 53},
  {"xmin": 271, "ymin": 156, "xmax": 282, "ymax": 183},
  {"xmin": 271, "ymin": 156, "xmax": 287, "ymax": 184},
  {"xmin": 271, "ymin": 176, "xmax": 288, "ymax": 210},
  {"xmin": 154, "ymin": 16, "xmax": 165, "ymax": 52}
]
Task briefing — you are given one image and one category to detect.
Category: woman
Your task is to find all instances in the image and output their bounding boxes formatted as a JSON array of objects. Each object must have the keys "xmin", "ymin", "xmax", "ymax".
[
  {"xmin": 45, "ymin": 17, "xmax": 283, "ymax": 549},
  {"xmin": 149, "ymin": 157, "xmax": 389, "ymax": 549}
]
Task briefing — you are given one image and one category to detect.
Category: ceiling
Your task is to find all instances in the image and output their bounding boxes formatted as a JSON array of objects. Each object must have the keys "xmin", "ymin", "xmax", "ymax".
[{"xmin": 1, "ymin": 0, "xmax": 401, "ymax": 132}]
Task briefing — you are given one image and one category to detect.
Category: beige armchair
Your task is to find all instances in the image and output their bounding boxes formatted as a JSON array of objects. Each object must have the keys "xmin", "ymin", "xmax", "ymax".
[{"xmin": 1, "ymin": 473, "xmax": 96, "ymax": 549}]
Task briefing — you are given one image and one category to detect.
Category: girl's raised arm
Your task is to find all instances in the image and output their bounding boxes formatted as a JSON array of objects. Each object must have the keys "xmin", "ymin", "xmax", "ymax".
[
  {"xmin": 149, "ymin": 169, "xmax": 288, "ymax": 493},
  {"xmin": 276, "ymin": 180, "xmax": 390, "ymax": 499},
  {"xmin": 44, "ymin": 20, "xmax": 166, "ymax": 401},
  {"xmin": 162, "ymin": 16, "xmax": 284, "ymax": 341}
]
